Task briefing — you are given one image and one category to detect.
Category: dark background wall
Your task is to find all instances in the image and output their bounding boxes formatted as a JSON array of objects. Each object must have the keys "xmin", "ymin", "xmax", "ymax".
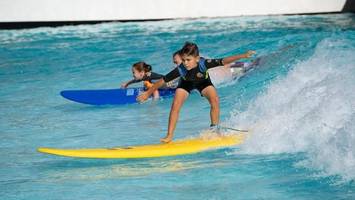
[{"xmin": 343, "ymin": 0, "xmax": 355, "ymax": 12}]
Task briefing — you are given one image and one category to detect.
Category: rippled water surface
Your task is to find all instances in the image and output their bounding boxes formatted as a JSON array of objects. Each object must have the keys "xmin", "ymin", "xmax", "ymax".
[{"xmin": 1, "ymin": 13, "xmax": 355, "ymax": 200}]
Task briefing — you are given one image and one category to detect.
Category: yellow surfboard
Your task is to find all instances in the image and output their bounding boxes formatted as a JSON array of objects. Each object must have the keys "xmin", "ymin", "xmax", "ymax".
[{"xmin": 38, "ymin": 134, "xmax": 245, "ymax": 159}]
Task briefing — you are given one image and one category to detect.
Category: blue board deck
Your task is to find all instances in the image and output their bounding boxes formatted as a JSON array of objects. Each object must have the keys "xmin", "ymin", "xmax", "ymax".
[{"xmin": 60, "ymin": 88, "xmax": 176, "ymax": 105}]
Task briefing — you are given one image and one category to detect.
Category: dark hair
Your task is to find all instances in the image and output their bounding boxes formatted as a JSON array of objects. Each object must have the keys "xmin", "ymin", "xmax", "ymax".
[
  {"xmin": 132, "ymin": 61, "xmax": 152, "ymax": 73},
  {"xmin": 173, "ymin": 49, "xmax": 181, "ymax": 57},
  {"xmin": 180, "ymin": 42, "xmax": 199, "ymax": 57}
]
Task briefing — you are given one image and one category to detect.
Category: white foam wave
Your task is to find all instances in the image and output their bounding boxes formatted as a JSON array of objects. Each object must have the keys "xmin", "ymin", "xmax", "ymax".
[{"xmin": 228, "ymin": 38, "xmax": 355, "ymax": 181}]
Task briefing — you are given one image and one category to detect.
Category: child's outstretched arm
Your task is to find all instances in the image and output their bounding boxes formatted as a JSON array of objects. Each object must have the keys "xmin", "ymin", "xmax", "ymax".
[
  {"xmin": 121, "ymin": 79, "xmax": 140, "ymax": 88},
  {"xmin": 223, "ymin": 50, "xmax": 256, "ymax": 65},
  {"xmin": 137, "ymin": 79, "xmax": 165, "ymax": 102}
]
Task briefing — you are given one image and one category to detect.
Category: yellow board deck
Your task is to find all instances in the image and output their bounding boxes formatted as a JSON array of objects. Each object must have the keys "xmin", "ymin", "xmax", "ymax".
[{"xmin": 38, "ymin": 134, "xmax": 245, "ymax": 159}]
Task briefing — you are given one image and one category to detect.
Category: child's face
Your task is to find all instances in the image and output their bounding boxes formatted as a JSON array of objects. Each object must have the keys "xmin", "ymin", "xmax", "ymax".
[
  {"xmin": 132, "ymin": 67, "xmax": 145, "ymax": 80},
  {"xmin": 173, "ymin": 54, "xmax": 182, "ymax": 65},
  {"xmin": 182, "ymin": 54, "xmax": 199, "ymax": 69}
]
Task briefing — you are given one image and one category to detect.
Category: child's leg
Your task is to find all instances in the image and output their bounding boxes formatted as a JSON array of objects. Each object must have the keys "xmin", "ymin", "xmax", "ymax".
[
  {"xmin": 161, "ymin": 88, "xmax": 189, "ymax": 143},
  {"xmin": 152, "ymin": 89, "xmax": 160, "ymax": 99},
  {"xmin": 201, "ymin": 86, "xmax": 220, "ymax": 126}
]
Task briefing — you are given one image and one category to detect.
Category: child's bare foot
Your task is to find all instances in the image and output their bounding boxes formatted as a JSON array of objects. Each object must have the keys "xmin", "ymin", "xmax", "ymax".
[{"xmin": 160, "ymin": 136, "xmax": 173, "ymax": 143}]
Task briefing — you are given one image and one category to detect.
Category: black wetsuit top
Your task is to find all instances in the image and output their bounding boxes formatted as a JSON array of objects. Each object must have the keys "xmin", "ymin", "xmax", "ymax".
[
  {"xmin": 127, "ymin": 72, "xmax": 164, "ymax": 85},
  {"xmin": 163, "ymin": 58, "xmax": 224, "ymax": 93}
]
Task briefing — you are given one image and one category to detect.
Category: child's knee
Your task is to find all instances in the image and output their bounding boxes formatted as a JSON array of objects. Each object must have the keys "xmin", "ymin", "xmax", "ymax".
[
  {"xmin": 209, "ymin": 96, "xmax": 219, "ymax": 107},
  {"xmin": 153, "ymin": 90, "xmax": 159, "ymax": 97}
]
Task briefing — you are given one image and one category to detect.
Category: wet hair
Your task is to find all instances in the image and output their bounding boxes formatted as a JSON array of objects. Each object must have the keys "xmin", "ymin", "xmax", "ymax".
[
  {"xmin": 132, "ymin": 61, "xmax": 152, "ymax": 73},
  {"xmin": 180, "ymin": 42, "xmax": 199, "ymax": 57},
  {"xmin": 173, "ymin": 49, "xmax": 181, "ymax": 57}
]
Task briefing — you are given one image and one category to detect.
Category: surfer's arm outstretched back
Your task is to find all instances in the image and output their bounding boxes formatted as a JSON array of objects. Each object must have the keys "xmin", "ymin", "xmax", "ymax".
[{"xmin": 222, "ymin": 50, "xmax": 256, "ymax": 66}]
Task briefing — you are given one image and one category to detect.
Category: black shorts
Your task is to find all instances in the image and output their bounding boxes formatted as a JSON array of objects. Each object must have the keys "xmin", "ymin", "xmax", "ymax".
[{"xmin": 177, "ymin": 77, "xmax": 214, "ymax": 94}]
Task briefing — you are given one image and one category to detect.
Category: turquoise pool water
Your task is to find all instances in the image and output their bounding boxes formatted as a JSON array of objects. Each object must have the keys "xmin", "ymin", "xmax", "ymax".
[{"xmin": 1, "ymin": 13, "xmax": 355, "ymax": 199}]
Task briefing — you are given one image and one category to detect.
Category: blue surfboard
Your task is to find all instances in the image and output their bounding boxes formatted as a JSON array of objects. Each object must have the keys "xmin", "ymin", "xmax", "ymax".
[{"xmin": 60, "ymin": 88, "xmax": 176, "ymax": 105}]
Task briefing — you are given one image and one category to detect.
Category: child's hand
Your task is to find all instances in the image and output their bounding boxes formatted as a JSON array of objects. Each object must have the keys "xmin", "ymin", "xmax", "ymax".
[
  {"xmin": 137, "ymin": 92, "xmax": 149, "ymax": 103},
  {"xmin": 245, "ymin": 50, "xmax": 256, "ymax": 58},
  {"xmin": 121, "ymin": 82, "xmax": 128, "ymax": 88}
]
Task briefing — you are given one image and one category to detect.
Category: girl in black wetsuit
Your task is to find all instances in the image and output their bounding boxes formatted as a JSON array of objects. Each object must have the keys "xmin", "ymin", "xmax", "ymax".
[
  {"xmin": 121, "ymin": 61, "xmax": 164, "ymax": 99},
  {"xmin": 137, "ymin": 42, "xmax": 255, "ymax": 143}
]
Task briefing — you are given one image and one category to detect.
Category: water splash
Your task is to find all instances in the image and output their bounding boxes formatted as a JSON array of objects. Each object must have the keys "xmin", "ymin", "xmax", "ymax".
[{"xmin": 228, "ymin": 38, "xmax": 355, "ymax": 182}]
